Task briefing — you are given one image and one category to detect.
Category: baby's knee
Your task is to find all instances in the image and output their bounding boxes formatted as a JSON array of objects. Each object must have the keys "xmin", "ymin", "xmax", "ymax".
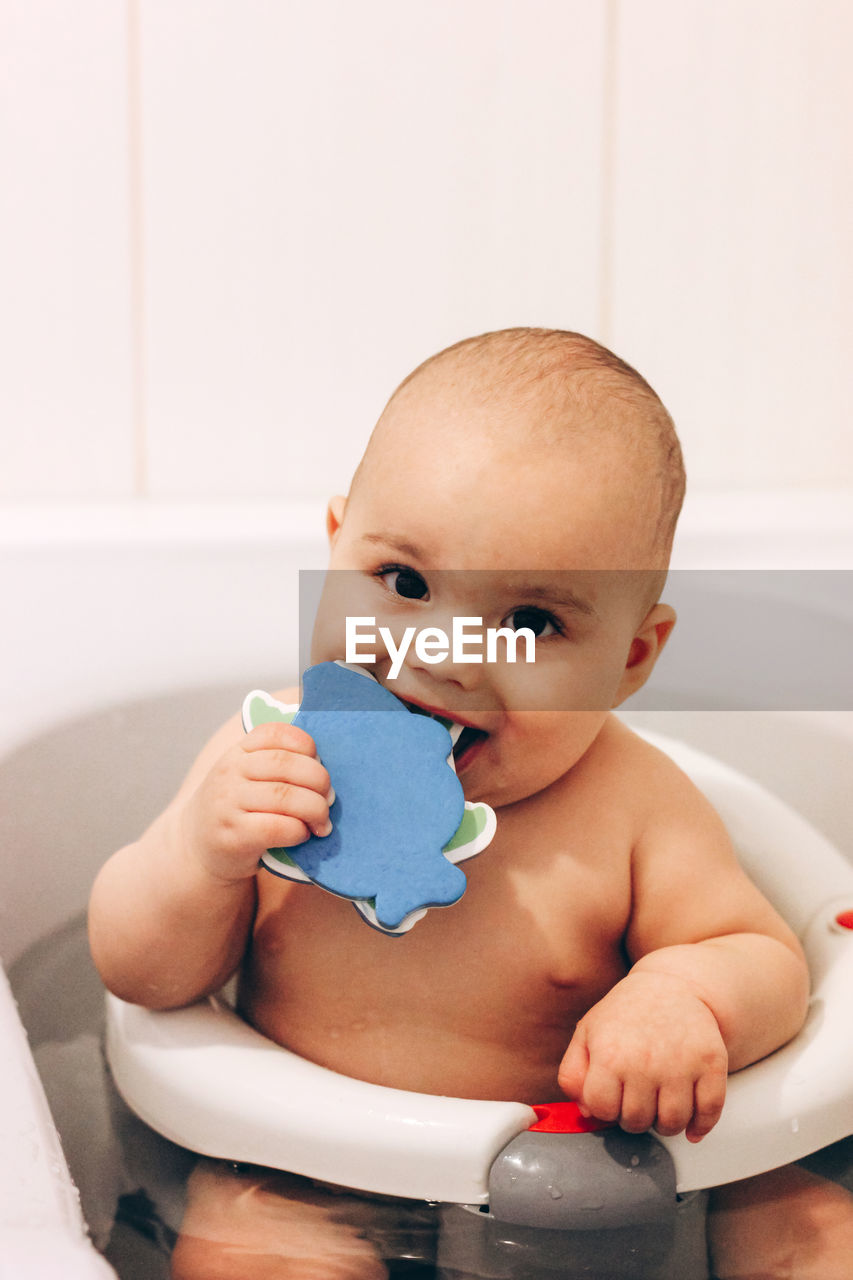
[
  {"xmin": 708, "ymin": 1163, "xmax": 853, "ymax": 1280},
  {"xmin": 170, "ymin": 1233, "xmax": 245, "ymax": 1280},
  {"xmin": 172, "ymin": 1225, "xmax": 390, "ymax": 1280},
  {"xmin": 171, "ymin": 1160, "xmax": 389, "ymax": 1280}
]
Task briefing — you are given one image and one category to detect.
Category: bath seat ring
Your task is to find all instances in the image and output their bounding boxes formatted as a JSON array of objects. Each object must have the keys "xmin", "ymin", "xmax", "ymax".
[
  {"xmin": 242, "ymin": 662, "xmax": 496, "ymax": 935},
  {"xmin": 106, "ymin": 731, "xmax": 853, "ymax": 1226}
]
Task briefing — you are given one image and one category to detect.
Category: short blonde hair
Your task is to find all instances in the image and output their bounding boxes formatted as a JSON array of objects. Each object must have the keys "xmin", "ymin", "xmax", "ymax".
[{"xmin": 382, "ymin": 327, "xmax": 685, "ymax": 560}]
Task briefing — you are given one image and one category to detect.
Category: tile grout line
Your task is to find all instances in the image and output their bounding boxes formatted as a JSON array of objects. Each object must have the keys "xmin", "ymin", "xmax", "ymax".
[{"xmin": 127, "ymin": 0, "xmax": 148, "ymax": 499}]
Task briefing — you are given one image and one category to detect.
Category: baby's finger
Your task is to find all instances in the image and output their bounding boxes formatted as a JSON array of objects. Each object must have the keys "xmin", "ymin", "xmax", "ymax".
[
  {"xmin": 245, "ymin": 810, "xmax": 314, "ymax": 850},
  {"xmin": 556, "ymin": 1032, "xmax": 590, "ymax": 1102},
  {"xmin": 242, "ymin": 721, "xmax": 318, "ymax": 757},
  {"xmin": 242, "ymin": 748, "xmax": 331, "ymax": 797},
  {"xmin": 686, "ymin": 1071, "xmax": 727, "ymax": 1143},
  {"xmin": 618, "ymin": 1080, "xmax": 658, "ymax": 1135},
  {"xmin": 654, "ymin": 1080, "xmax": 696, "ymax": 1138},
  {"xmin": 576, "ymin": 1062, "xmax": 623, "ymax": 1125},
  {"xmin": 243, "ymin": 780, "xmax": 332, "ymax": 838}
]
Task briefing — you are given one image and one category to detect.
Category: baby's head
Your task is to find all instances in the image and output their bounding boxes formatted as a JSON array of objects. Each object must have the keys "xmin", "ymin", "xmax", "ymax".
[
  {"xmin": 314, "ymin": 328, "xmax": 685, "ymax": 804},
  {"xmin": 350, "ymin": 328, "xmax": 682, "ymax": 568}
]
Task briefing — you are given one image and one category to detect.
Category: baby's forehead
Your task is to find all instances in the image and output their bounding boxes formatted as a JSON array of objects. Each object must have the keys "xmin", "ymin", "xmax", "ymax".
[
  {"xmin": 389, "ymin": 345, "xmax": 657, "ymax": 444},
  {"xmin": 354, "ymin": 335, "xmax": 680, "ymax": 568},
  {"xmin": 377, "ymin": 383, "xmax": 658, "ymax": 514}
]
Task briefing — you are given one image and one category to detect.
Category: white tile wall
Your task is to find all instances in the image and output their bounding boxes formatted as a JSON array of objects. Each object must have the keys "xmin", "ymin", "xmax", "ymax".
[
  {"xmin": 0, "ymin": 0, "xmax": 135, "ymax": 499},
  {"xmin": 138, "ymin": 0, "xmax": 607, "ymax": 500},
  {"xmin": 608, "ymin": 0, "xmax": 853, "ymax": 489},
  {"xmin": 1, "ymin": 0, "xmax": 851, "ymax": 502}
]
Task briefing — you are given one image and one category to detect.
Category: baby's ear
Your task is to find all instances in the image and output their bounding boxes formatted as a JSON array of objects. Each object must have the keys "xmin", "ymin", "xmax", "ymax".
[
  {"xmin": 326, "ymin": 495, "xmax": 347, "ymax": 545},
  {"xmin": 612, "ymin": 603, "xmax": 676, "ymax": 706}
]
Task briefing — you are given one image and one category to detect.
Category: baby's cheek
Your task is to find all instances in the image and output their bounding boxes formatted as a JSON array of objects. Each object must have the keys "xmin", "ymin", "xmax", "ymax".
[
  {"xmin": 309, "ymin": 571, "xmax": 373, "ymax": 664},
  {"xmin": 529, "ymin": 712, "xmax": 610, "ymax": 765},
  {"xmin": 509, "ymin": 653, "xmax": 623, "ymax": 715}
]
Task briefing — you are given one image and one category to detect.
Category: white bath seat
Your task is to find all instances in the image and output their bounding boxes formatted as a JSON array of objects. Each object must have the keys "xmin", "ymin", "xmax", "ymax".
[{"xmin": 106, "ymin": 732, "xmax": 853, "ymax": 1207}]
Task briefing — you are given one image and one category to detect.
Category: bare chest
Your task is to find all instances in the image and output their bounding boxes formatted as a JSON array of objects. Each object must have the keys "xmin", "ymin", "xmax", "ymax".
[{"xmin": 240, "ymin": 795, "xmax": 634, "ymax": 1100}]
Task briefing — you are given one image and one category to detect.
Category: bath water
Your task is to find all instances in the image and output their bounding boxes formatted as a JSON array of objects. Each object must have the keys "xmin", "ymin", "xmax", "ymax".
[
  {"xmin": 7, "ymin": 913, "xmax": 714, "ymax": 1279},
  {"xmin": 8, "ymin": 912, "xmax": 184, "ymax": 1279}
]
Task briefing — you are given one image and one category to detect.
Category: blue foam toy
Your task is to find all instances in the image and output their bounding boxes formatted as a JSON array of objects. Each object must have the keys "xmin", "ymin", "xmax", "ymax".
[{"xmin": 243, "ymin": 663, "xmax": 484, "ymax": 932}]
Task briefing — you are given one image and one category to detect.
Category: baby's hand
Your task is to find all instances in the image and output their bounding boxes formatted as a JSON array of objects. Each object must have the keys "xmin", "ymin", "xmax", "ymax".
[
  {"xmin": 557, "ymin": 971, "xmax": 728, "ymax": 1143},
  {"xmin": 181, "ymin": 722, "xmax": 333, "ymax": 884}
]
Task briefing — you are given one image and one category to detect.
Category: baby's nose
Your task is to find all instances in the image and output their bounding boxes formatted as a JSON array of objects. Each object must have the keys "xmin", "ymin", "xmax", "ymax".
[{"xmin": 408, "ymin": 613, "xmax": 489, "ymax": 691}]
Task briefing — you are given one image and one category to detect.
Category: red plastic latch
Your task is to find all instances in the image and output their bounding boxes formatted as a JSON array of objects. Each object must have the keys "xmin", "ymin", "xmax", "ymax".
[
  {"xmin": 528, "ymin": 1101, "xmax": 614, "ymax": 1134},
  {"xmin": 834, "ymin": 909, "xmax": 853, "ymax": 931}
]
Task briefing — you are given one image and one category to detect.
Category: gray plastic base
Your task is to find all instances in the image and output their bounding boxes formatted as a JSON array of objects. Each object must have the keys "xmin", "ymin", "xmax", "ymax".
[
  {"xmin": 438, "ymin": 1192, "xmax": 710, "ymax": 1279},
  {"xmin": 488, "ymin": 1128, "xmax": 677, "ymax": 1231}
]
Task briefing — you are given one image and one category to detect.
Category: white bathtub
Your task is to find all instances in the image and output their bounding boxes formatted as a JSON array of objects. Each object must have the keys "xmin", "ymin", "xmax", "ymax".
[{"xmin": 1, "ymin": 493, "xmax": 851, "ymax": 1277}]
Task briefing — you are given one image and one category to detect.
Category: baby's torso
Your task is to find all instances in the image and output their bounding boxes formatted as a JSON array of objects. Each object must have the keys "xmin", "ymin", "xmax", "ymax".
[{"xmin": 239, "ymin": 716, "xmax": 642, "ymax": 1105}]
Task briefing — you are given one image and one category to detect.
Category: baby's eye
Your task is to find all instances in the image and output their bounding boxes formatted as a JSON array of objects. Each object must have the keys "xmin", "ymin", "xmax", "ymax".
[
  {"xmin": 378, "ymin": 567, "xmax": 429, "ymax": 600},
  {"xmin": 503, "ymin": 607, "xmax": 560, "ymax": 638}
]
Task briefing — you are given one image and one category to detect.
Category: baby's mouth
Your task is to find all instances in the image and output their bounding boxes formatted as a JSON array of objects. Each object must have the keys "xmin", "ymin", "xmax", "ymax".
[{"xmin": 451, "ymin": 725, "xmax": 489, "ymax": 767}]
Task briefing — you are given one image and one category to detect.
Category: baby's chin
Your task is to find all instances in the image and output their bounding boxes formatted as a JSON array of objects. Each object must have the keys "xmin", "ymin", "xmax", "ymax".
[
  {"xmin": 473, "ymin": 722, "xmax": 613, "ymax": 805},
  {"xmin": 453, "ymin": 753, "xmax": 553, "ymax": 810}
]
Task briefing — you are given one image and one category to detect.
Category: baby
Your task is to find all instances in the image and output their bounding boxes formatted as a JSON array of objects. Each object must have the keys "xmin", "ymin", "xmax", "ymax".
[{"xmin": 89, "ymin": 329, "xmax": 852, "ymax": 1278}]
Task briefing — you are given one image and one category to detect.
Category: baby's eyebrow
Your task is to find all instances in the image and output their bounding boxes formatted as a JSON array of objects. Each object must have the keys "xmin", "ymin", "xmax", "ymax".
[
  {"xmin": 515, "ymin": 582, "xmax": 599, "ymax": 618},
  {"xmin": 360, "ymin": 533, "xmax": 426, "ymax": 561}
]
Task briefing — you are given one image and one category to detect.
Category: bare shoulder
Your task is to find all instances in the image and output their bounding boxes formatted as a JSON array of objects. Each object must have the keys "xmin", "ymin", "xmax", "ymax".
[
  {"xmin": 581, "ymin": 715, "xmax": 714, "ymax": 822},
  {"xmin": 604, "ymin": 718, "xmax": 800, "ymax": 958},
  {"xmin": 591, "ymin": 717, "xmax": 740, "ymax": 896}
]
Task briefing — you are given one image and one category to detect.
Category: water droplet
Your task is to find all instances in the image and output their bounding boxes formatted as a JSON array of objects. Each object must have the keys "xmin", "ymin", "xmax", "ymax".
[
  {"xmin": 791, "ymin": 1117, "xmax": 799, "ymax": 1134},
  {"xmin": 630, "ymin": 1154, "xmax": 640, "ymax": 1167}
]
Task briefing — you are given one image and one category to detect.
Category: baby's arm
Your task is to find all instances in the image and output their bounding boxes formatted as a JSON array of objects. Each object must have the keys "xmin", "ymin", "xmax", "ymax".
[
  {"xmin": 88, "ymin": 699, "xmax": 332, "ymax": 1010},
  {"xmin": 559, "ymin": 752, "xmax": 810, "ymax": 1142}
]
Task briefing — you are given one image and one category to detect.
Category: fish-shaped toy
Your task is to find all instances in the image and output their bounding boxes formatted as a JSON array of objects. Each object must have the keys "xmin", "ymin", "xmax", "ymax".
[{"xmin": 242, "ymin": 662, "xmax": 496, "ymax": 935}]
